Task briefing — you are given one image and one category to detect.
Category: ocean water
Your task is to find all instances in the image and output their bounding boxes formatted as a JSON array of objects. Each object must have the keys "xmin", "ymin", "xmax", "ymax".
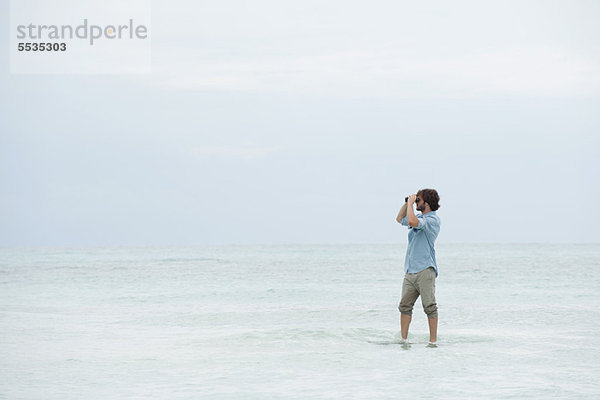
[{"xmin": 1, "ymin": 243, "xmax": 599, "ymax": 399}]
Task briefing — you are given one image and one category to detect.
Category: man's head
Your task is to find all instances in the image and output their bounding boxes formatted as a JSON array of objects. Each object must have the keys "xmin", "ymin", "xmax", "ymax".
[{"xmin": 416, "ymin": 188, "xmax": 440, "ymax": 213}]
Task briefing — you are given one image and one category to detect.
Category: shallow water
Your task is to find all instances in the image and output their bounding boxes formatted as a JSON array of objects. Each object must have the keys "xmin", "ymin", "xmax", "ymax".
[{"xmin": 1, "ymin": 244, "xmax": 599, "ymax": 399}]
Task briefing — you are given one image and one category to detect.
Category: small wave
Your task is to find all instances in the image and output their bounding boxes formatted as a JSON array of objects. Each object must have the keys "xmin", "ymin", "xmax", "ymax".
[
  {"xmin": 227, "ymin": 328, "xmax": 343, "ymax": 343},
  {"xmin": 222, "ymin": 327, "xmax": 402, "ymax": 345}
]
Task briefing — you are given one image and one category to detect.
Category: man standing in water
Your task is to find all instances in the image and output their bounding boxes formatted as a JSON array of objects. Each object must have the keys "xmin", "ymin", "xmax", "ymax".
[{"xmin": 396, "ymin": 189, "xmax": 441, "ymax": 348}]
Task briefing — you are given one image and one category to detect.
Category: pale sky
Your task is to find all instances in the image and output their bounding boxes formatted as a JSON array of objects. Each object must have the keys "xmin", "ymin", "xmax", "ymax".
[{"xmin": 1, "ymin": 0, "xmax": 599, "ymax": 246}]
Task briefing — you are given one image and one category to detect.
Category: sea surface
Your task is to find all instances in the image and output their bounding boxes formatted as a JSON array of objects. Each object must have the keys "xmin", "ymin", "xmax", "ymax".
[{"xmin": 1, "ymin": 243, "xmax": 599, "ymax": 399}]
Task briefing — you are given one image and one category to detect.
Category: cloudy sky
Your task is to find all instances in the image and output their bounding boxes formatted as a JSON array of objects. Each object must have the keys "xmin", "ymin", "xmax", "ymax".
[{"xmin": 1, "ymin": 0, "xmax": 599, "ymax": 246}]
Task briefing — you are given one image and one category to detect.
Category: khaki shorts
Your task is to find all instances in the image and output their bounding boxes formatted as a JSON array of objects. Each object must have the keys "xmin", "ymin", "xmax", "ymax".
[{"xmin": 398, "ymin": 267, "xmax": 438, "ymax": 319}]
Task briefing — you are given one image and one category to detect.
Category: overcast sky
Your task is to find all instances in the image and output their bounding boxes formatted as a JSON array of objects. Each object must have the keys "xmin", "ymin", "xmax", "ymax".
[{"xmin": 1, "ymin": 0, "xmax": 599, "ymax": 246}]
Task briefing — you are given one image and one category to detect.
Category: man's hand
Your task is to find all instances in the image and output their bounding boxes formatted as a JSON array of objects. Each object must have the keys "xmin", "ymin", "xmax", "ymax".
[{"xmin": 406, "ymin": 194, "xmax": 419, "ymax": 227}]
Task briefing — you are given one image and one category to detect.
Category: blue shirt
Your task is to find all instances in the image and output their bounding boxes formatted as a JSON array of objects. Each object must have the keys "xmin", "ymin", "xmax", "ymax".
[{"xmin": 400, "ymin": 211, "xmax": 441, "ymax": 276}]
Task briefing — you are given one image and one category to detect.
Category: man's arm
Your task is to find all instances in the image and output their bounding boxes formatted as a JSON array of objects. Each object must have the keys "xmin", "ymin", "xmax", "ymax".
[
  {"xmin": 406, "ymin": 194, "xmax": 419, "ymax": 227},
  {"xmin": 396, "ymin": 202, "xmax": 408, "ymax": 223}
]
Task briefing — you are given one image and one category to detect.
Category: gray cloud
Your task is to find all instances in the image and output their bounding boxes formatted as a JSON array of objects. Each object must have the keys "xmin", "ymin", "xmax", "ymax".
[{"xmin": 1, "ymin": 0, "xmax": 599, "ymax": 246}]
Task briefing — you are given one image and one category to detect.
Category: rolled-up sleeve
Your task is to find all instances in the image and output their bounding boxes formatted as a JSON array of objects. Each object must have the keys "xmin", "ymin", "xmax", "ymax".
[
  {"xmin": 414, "ymin": 215, "xmax": 429, "ymax": 230},
  {"xmin": 402, "ymin": 214, "xmax": 438, "ymax": 230},
  {"xmin": 402, "ymin": 215, "xmax": 428, "ymax": 229}
]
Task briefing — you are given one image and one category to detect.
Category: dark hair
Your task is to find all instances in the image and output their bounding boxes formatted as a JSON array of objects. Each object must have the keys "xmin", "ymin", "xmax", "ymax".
[{"xmin": 417, "ymin": 188, "xmax": 440, "ymax": 211}]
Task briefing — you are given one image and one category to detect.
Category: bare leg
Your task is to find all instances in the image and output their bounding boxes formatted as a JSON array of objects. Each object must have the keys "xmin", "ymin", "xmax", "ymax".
[
  {"xmin": 428, "ymin": 316, "xmax": 438, "ymax": 343},
  {"xmin": 400, "ymin": 313, "xmax": 412, "ymax": 340}
]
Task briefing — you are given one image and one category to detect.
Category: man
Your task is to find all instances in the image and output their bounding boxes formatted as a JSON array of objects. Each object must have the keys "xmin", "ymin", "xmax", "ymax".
[{"xmin": 395, "ymin": 188, "xmax": 441, "ymax": 348}]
